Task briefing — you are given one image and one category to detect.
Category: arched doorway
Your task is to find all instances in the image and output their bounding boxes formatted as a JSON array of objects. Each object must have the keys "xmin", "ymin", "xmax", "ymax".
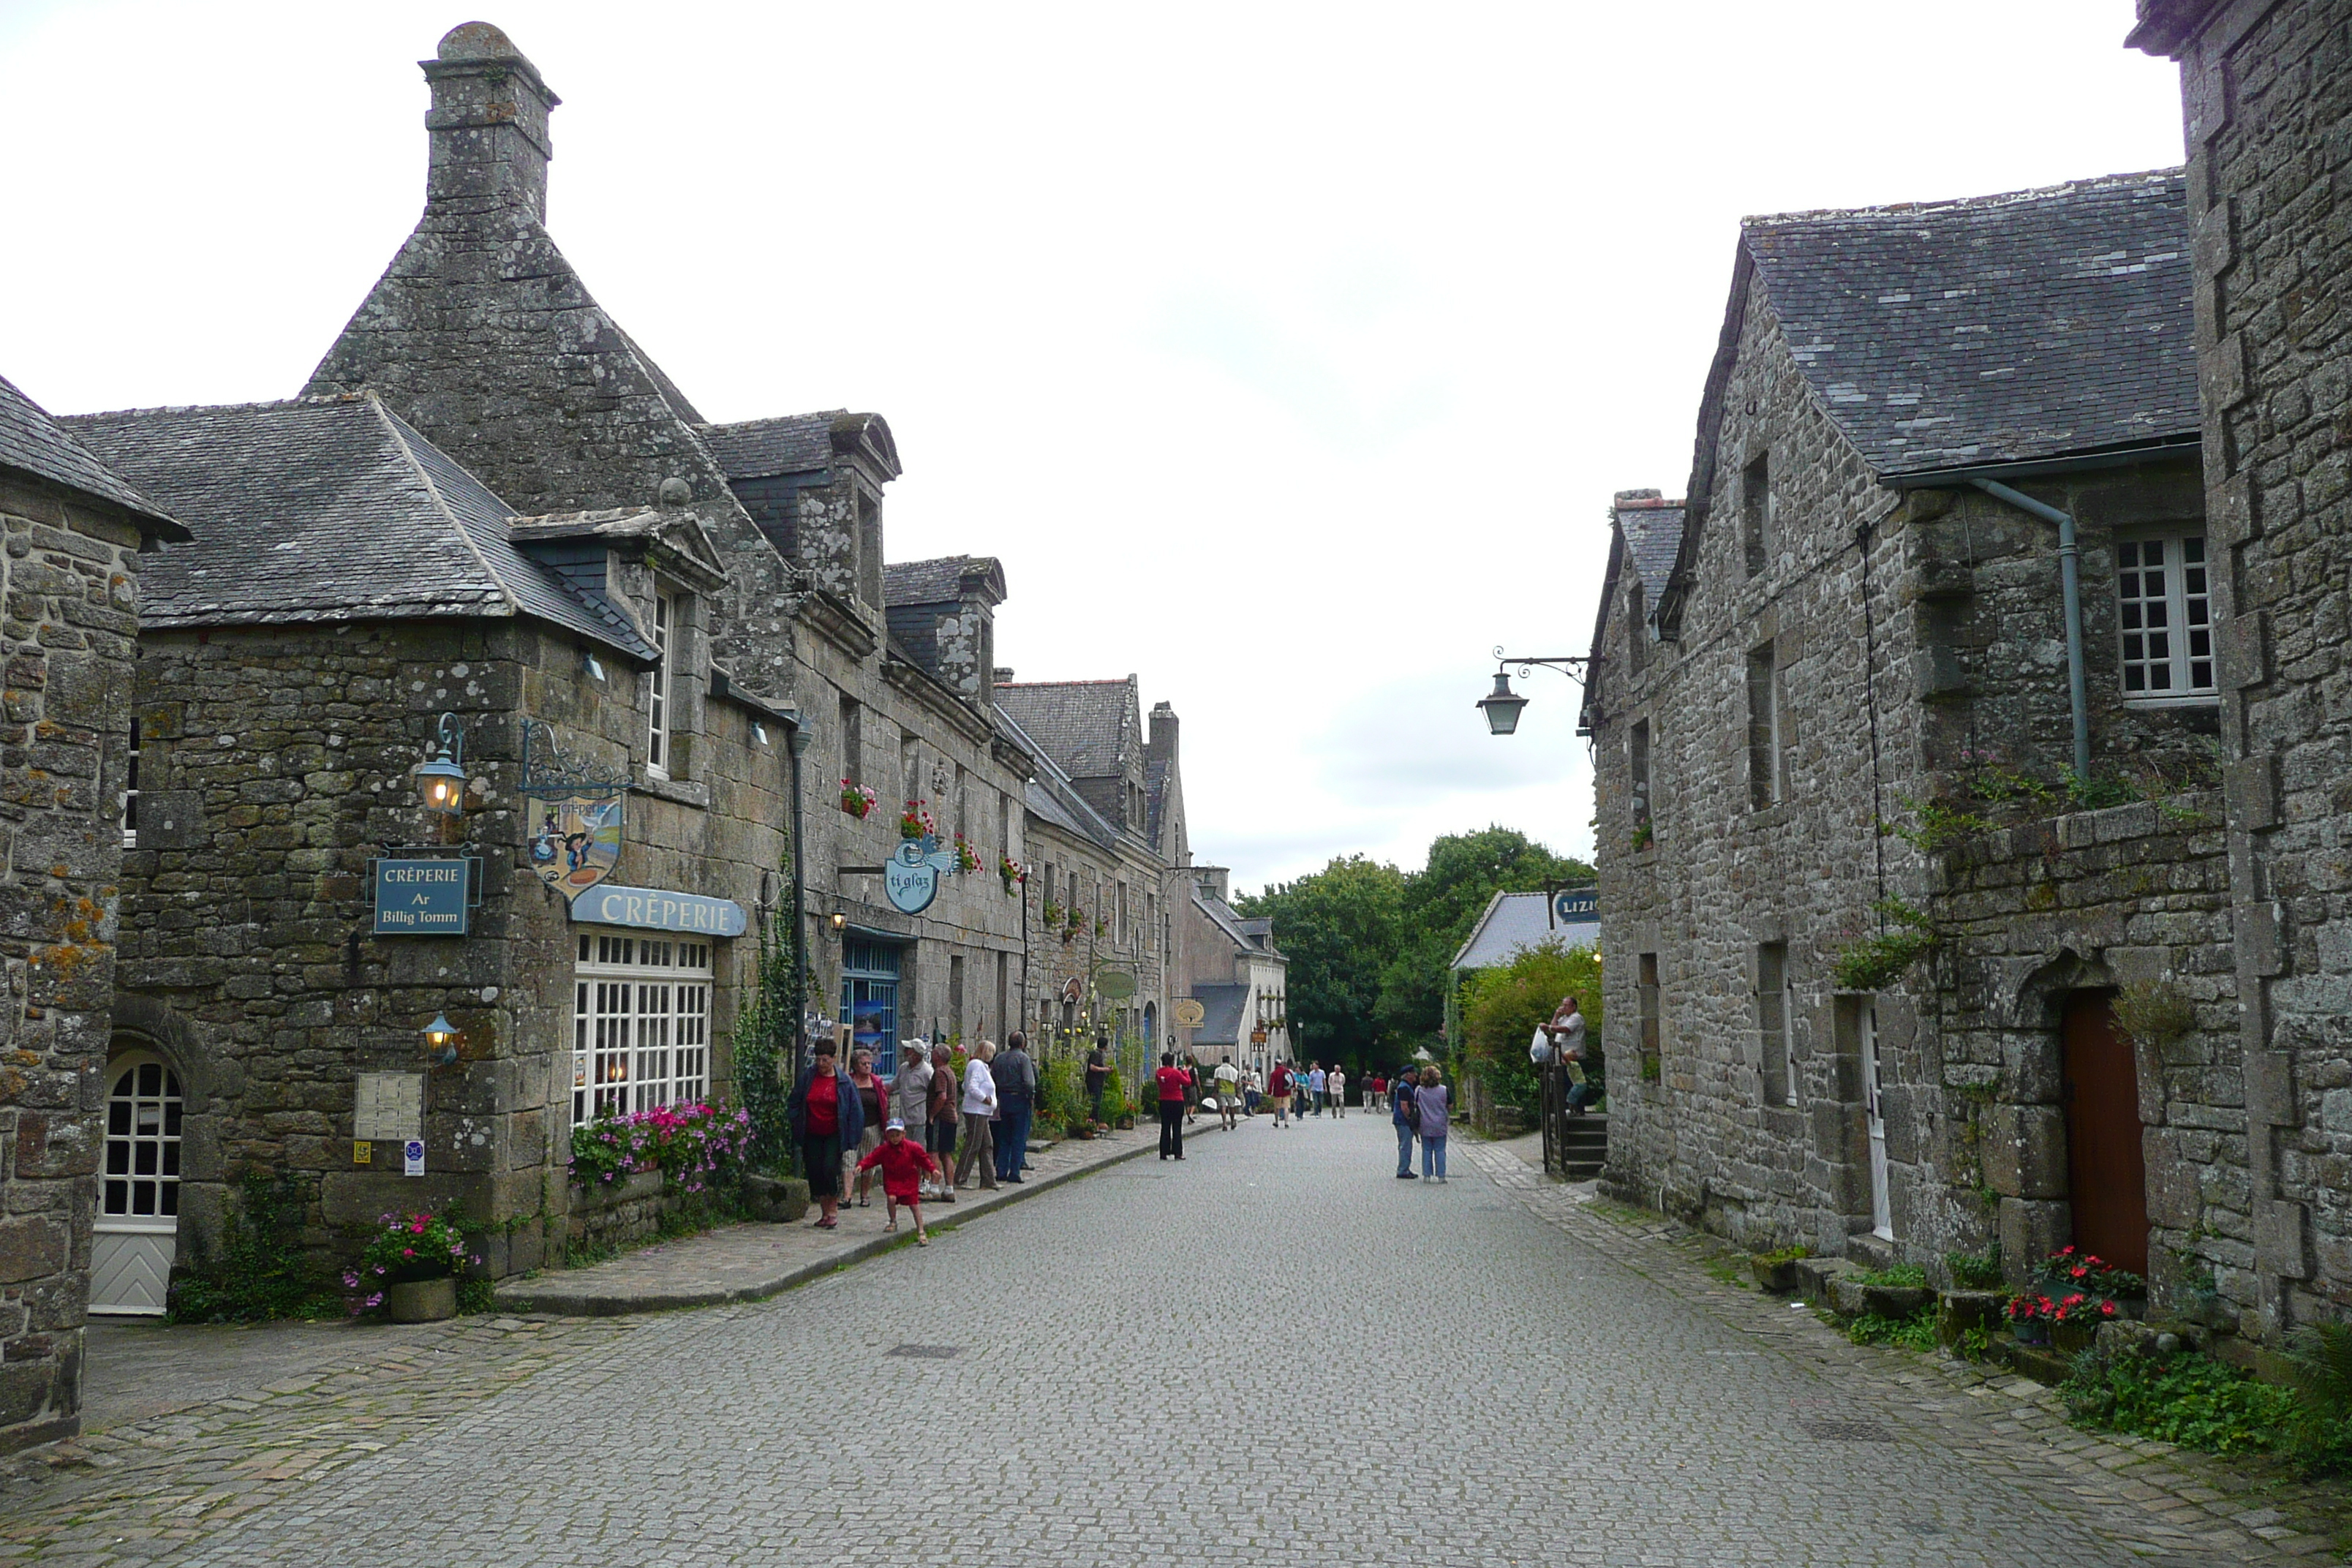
[
  {"xmin": 2062, "ymin": 992, "xmax": 2149, "ymax": 1275},
  {"xmin": 91, "ymin": 1049, "xmax": 183, "ymax": 1316}
]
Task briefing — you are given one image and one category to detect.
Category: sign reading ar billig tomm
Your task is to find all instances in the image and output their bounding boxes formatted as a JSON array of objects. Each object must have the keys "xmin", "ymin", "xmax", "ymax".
[{"xmin": 373, "ymin": 858, "xmax": 475, "ymax": 935}]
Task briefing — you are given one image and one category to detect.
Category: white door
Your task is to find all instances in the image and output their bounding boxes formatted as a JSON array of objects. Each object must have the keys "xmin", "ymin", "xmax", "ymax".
[
  {"xmin": 1860, "ymin": 1003, "xmax": 1892, "ymax": 1240},
  {"xmin": 91, "ymin": 1053, "xmax": 182, "ymax": 1316}
]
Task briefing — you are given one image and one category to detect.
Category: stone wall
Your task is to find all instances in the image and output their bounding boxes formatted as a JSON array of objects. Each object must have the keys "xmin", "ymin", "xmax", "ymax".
[
  {"xmin": 2136, "ymin": 0, "xmax": 2352, "ymax": 1333},
  {"xmin": 0, "ymin": 470, "xmax": 146, "ymax": 1450}
]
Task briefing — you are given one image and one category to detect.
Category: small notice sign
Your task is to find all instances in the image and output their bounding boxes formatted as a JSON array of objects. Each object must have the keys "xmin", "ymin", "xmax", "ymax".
[
  {"xmin": 353, "ymin": 1140, "xmax": 372, "ymax": 1166},
  {"xmin": 354, "ymin": 1074, "xmax": 424, "ymax": 1142},
  {"xmin": 403, "ymin": 1139, "xmax": 426, "ymax": 1177},
  {"xmin": 374, "ymin": 859, "xmax": 474, "ymax": 935}
]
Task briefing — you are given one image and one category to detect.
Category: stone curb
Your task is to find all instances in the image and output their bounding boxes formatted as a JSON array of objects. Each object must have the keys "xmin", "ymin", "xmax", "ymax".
[{"xmin": 496, "ymin": 1116, "xmax": 1235, "ymax": 1316}]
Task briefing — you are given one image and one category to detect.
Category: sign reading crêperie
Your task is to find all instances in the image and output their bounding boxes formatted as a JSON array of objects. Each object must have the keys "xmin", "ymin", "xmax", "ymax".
[
  {"xmin": 576, "ymin": 885, "xmax": 747, "ymax": 938},
  {"xmin": 374, "ymin": 859, "xmax": 472, "ymax": 935}
]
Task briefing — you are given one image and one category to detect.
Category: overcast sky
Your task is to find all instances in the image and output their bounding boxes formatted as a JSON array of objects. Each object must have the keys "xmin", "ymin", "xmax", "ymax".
[{"xmin": 0, "ymin": 1, "xmax": 2185, "ymax": 894}]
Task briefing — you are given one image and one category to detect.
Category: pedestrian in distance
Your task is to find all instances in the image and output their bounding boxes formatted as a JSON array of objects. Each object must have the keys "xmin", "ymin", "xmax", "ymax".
[
  {"xmin": 956, "ymin": 1040, "xmax": 999, "ymax": 1191},
  {"xmin": 1328, "ymin": 1065, "xmax": 1347, "ymax": 1118},
  {"xmin": 926, "ymin": 1042, "xmax": 960, "ymax": 1201},
  {"xmin": 1391, "ymin": 1066, "xmax": 1419, "ymax": 1179},
  {"xmin": 1085, "ymin": 1040, "xmax": 1110, "ymax": 1129},
  {"xmin": 1243, "ymin": 1065, "xmax": 1262, "ymax": 1115},
  {"xmin": 786, "ymin": 1041, "xmax": 864, "ymax": 1228},
  {"xmin": 1183, "ymin": 1052, "xmax": 1202, "ymax": 1126},
  {"xmin": 1214, "ymin": 1055, "xmax": 1240, "ymax": 1131},
  {"xmin": 856, "ymin": 1118, "xmax": 939, "ymax": 1244},
  {"xmin": 1156, "ymin": 1052, "xmax": 1190, "ymax": 1160},
  {"xmin": 1370, "ymin": 1072, "xmax": 1388, "ymax": 1114},
  {"xmin": 994, "ymin": 1031, "xmax": 1038, "ymax": 1183},
  {"xmin": 848, "ymin": 1047, "xmax": 887, "ymax": 1207},
  {"xmin": 1547, "ymin": 996, "xmax": 1596, "ymax": 1116},
  {"xmin": 1308, "ymin": 1062, "xmax": 1327, "ymax": 1116},
  {"xmin": 1416, "ymin": 1065, "xmax": 1451, "ymax": 1183},
  {"xmin": 1267, "ymin": 1060, "xmax": 1294, "ymax": 1128}
]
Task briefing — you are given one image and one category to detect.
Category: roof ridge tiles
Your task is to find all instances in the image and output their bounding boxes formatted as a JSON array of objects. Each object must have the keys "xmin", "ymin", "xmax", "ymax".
[{"xmin": 1741, "ymin": 166, "xmax": 2183, "ymax": 230}]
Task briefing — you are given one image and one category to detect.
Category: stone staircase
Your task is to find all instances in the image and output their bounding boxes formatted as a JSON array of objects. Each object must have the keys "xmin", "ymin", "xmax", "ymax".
[{"xmin": 1554, "ymin": 1113, "xmax": 1608, "ymax": 1180}]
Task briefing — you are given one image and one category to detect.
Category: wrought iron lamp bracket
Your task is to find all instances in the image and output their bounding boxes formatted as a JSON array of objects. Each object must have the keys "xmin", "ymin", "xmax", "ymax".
[{"xmin": 517, "ymin": 719, "xmax": 636, "ymax": 801}]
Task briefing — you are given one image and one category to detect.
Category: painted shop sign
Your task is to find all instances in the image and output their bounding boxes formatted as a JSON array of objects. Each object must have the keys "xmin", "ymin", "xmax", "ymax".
[
  {"xmin": 576, "ymin": 886, "xmax": 747, "ymax": 938},
  {"xmin": 883, "ymin": 835, "xmax": 960, "ymax": 916},
  {"xmin": 1553, "ymin": 886, "xmax": 1599, "ymax": 924},
  {"xmin": 527, "ymin": 795, "xmax": 623, "ymax": 900},
  {"xmin": 373, "ymin": 858, "xmax": 477, "ymax": 935}
]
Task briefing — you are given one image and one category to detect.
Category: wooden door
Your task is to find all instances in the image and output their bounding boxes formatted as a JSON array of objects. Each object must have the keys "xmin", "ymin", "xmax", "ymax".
[{"xmin": 2062, "ymin": 993, "xmax": 2149, "ymax": 1275}]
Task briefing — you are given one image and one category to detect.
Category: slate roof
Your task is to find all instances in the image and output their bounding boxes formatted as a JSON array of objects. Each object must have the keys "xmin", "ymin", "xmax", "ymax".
[
  {"xmin": 883, "ymin": 556, "xmax": 1006, "ymax": 607},
  {"xmin": 995, "ymin": 707, "xmax": 1121, "ymax": 850},
  {"xmin": 697, "ymin": 412, "xmax": 837, "ymax": 480},
  {"xmin": 1187, "ymin": 983, "xmax": 1251, "ymax": 1047},
  {"xmin": 0, "ymin": 372, "xmax": 185, "ymax": 538},
  {"xmin": 994, "ymin": 679, "xmax": 1135, "ymax": 781},
  {"xmin": 1613, "ymin": 490, "xmax": 1684, "ymax": 600},
  {"xmin": 1194, "ymin": 887, "xmax": 1281, "ymax": 959},
  {"xmin": 1450, "ymin": 891, "xmax": 1598, "ymax": 971},
  {"xmin": 67, "ymin": 396, "xmax": 656, "ymax": 656},
  {"xmin": 1744, "ymin": 170, "xmax": 2197, "ymax": 477}
]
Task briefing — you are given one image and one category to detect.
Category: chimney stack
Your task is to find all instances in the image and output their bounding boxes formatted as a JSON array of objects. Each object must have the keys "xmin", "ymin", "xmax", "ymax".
[
  {"xmin": 423, "ymin": 23, "xmax": 560, "ymax": 222},
  {"xmin": 1147, "ymin": 700, "xmax": 1179, "ymax": 761}
]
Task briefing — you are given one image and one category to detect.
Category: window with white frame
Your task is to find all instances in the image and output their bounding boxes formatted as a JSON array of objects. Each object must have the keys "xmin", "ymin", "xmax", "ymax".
[
  {"xmin": 572, "ymin": 930, "xmax": 712, "ymax": 1126},
  {"xmin": 121, "ymin": 715, "xmax": 140, "ymax": 848},
  {"xmin": 647, "ymin": 590, "xmax": 674, "ymax": 775},
  {"xmin": 2117, "ymin": 532, "xmax": 2215, "ymax": 700}
]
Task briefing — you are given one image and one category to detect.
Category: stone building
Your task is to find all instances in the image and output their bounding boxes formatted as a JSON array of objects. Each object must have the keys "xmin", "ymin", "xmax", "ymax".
[
  {"xmin": 1582, "ymin": 173, "xmax": 2255, "ymax": 1305},
  {"xmin": 2130, "ymin": 0, "xmax": 2352, "ymax": 1334},
  {"xmin": 0, "ymin": 374, "xmax": 185, "ymax": 1447},
  {"xmin": 1172, "ymin": 866, "xmax": 1289, "ymax": 1081}
]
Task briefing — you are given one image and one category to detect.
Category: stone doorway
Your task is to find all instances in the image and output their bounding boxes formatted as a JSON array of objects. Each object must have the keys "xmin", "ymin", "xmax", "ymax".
[{"xmin": 2061, "ymin": 992, "xmax": 2149, "ymax": 1275}]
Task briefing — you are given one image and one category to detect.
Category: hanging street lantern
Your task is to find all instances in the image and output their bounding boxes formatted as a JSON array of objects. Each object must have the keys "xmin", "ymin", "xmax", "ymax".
[
  {"xmin": 1476, "ymin": 671, "xmax": 1527, "ymax": 736},
  {"xmin": 413, "ymin": 712, "xmax": 470, "ymax": 814},
  {"xmin": 422, "ymin": 1012, "xmax": 461, "ymax": 1067}
]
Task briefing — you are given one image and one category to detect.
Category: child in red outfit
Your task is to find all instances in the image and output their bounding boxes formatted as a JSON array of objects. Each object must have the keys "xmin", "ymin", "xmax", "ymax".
[{"xmin": 856, "ymin": 1119, "xmax": 941, "ymax": 1244}]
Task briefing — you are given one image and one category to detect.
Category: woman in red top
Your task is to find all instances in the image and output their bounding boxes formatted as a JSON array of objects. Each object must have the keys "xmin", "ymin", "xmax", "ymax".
[
  {"xmin": 787, "ymin": 1042, "xmax": 864, "ymax": 1230},
  {"xmin": 856, "ymin": 1118, "xmax": 941, "ymax": 1243},
  {"xmin": 1155, "ymin": 1052, "xmax": 1191, "ymax": 1161}
]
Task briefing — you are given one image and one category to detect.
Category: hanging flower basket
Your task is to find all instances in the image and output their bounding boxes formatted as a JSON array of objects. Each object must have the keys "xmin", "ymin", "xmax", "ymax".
[
  {"xmin": 900, "ymin": 799, "xmax": 938, "ymax": 842},
  {"xmin": 840, "ymin": 781, "xmax": 876, "ymax": 819}
]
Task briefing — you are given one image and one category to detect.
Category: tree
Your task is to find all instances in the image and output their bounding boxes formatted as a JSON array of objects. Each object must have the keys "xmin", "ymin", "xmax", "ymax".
[
  {"xmin": 1374, "ymin": 827, "xmax": 1592, "ymax": 1048},
  {"xmin": 1459, "ymin": 939, "xmax": 1603, "ymax": 1111},
  {"xmin": 1234, "ymin": 856, "xmax": 1406, "ymax": 1066}
]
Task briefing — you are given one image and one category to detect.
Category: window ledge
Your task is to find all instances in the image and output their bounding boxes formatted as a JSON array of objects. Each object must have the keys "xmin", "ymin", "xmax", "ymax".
[
  {"xmin": 1744, "ymin": 802, "xmax": 1796, "ymax": 830},
  {"xmin": 2121, "ymin": 695, "xmax": 2220, "ymax": 711},
  {"xmin": 632, "ymin": 774, "xmax": 709, "ymax": 810}
]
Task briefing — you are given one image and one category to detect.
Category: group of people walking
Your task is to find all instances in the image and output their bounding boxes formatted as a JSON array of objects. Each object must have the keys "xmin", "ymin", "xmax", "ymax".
[{"xmin": 785, "ymin": 1032, "xmax": 1047, "ymax": 1243}]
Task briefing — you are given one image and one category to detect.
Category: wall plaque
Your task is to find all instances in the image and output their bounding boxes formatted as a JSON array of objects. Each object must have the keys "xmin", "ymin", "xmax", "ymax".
[
  {"xmin": 373, "ymin": 859, "xmax": 474, "ymax": 935},
  {"xmin": 355, "ymin": 1073, "xmax": 424, "ymax": 1142}
]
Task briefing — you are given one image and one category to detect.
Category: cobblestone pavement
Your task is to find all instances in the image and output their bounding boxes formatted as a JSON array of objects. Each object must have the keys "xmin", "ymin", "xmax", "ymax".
[{"xmin": 0, "ymin": 1115, "xmax": 2337, "ymax": 1565}]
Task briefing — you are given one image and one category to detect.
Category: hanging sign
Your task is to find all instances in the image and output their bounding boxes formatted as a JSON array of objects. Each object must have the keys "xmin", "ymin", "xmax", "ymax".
[
  {"xmin": 883, "ymin": 835, "xmax": 959, "ymax": 916},
  {"xmin": 373, "ymin": 859, "xmax": 475, "ymax": 935},
  {"xmin": 1096, "ymin": 970, "xmax": 1138, "ymax": 1000},
  {"xmin": 576, "ymin": 885, "xmax": 748, "ymax": 937},
  {"xmin": 528, "ymin": 796, "xmax": 624, "ymax": 900},
  {"xmin": 1173, "ymin": 998, "xmax": 1207, "ymax": 1028},
  {"xmin": 1553, "ymin": 886, "xmax": 1599, "ymax": 925}
]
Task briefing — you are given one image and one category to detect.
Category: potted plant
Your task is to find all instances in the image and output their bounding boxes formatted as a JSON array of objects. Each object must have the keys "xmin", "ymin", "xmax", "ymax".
[
  {"xmin": 900, "ymin": 799, "xmax": 938, "ymax": 842},
  {"xmin": 999, "ymin": 856, "xmax": 1026, "ymax": 896},
  {"xmin": 345, "ymin": 1209, "xmax": 478, "ymax": 1322},
  {"xmin": 840, "ymin": 780, "xmax": 876, "ymax": 819},
  {"xmin": 1042, "ymin": 899, "xmax": 1064, "ymax": 930},
  {"xmin": 954, "ymin": 833, "xmax": 981, "ymax": 873}
]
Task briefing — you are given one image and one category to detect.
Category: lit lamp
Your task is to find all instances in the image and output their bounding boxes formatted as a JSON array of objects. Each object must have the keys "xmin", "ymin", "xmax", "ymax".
[
  {"xmin": 1476, "ymin": 671, "xmax": 1527, "ymax": 736},
  {"xmin": 829, "ymin": 911, "xmax": 848, "ymax": 933},
  {"xmin": 413, "ymin": 712, "xmax": 469, "ymax": 814},
  {"xmin": 422, "ymin": 1012, "xmax": 461, "ymax": 1067}
]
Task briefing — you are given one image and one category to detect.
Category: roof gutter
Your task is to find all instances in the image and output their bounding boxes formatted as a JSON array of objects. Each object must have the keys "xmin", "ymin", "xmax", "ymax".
[
  {"xmin": 1971, "ymin": 478, "xmax": 2092, "ymax": 781},
  {"xmin": 1877, "ymin": 434, "xmax": 2201, "ymax": 491}
]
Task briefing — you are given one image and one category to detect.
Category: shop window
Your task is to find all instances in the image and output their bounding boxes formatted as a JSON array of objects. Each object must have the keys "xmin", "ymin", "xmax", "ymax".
[
  {"xmin": 572, "ymin": 932, "xmax": 712, "ymax": 1126},
  {"xmin": 2117, "ymin": 532, "xmax": 2215, "ymax": 701},
  {"xmin": 841, "ymin": 937, "xmax": 903, "ymax": 1076},
  {"xmin": 647, "ymin": 589, "xmax": 674, "ymax": 777},
  {"xmin": 1757, "ymin": 942, "xmax": 1795, "ymax": 1107}
]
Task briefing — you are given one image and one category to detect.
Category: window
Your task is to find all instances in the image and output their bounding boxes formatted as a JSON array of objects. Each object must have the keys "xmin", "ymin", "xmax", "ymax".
[
  {"xmin": 572, "ymin": 932, "xmax": 712, "ymax": 1126},
  {"xmin": 840, "ymin": 694, "xmax": 863, "ymax": 788},
  {"xmin": 995, "ymin": 951, "xmax": 1009, "ymax": 1042},
  {"xmin": 1637, "ymin": 952, "xmax": 1662, "ymax": 1082},
  {"xmin": 949, "ymin": 954, "xmax": 966, "ymax": 1038},
  {"xmin": 1741, "ymin": 452, "xmax": 1773, "ymax": 578},
  {"xmin": 102, "ymin": 1055, "xmax": 182, "ymax": 1218},
  {"xmin": 1626, "ymin": 581, "xmax": 1648, "ymax": 676},
  {"xmin": 2117, "ymin": 532, "xmax": 2215, "ymax": 700},
  {"xmin": 842, "ymin": 937, "xmax": 903, "ymax": 1076},
  {"xmin": 1117, "ymin": 881, "xmax": 1130, "ymax": 946},
  {"xmin": 122, "ymin": 715, "xmax": 140, "ymax": 848},
  {"xmin": 647, "ymin": 590, "xmax": 674, "ymax": 776},
  {"xmin": 901, "ymin": 735, "xmax": 921, "ymax": 815},
  {"xmin": 1629, "ymin": 719, "xmax": 1652, "ymax": 837},
  {"xmin": 1757, "ymin": 943, "xmax": 1796, "ymax": 1107},
  {"xmin": 1746, "ymin": 643, "xmax": 1784, "ymax": 808}
]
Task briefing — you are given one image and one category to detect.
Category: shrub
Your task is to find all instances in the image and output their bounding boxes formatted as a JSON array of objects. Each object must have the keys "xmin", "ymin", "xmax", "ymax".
[
  {"xmin": 2281, "ymin": 1320, "xmax": 2352, "ymax": 1474},
  {"xmin": 1036, "ymin": 1056, "xmax": 1089, "ymax": 1135},
  {"xmin": 1458, "ymin": 938, "xmax": 1602, "ymax": 1112},
  {"xmin": 2061, "ymin": 1349, "xmax": 2295, "ymax": 1455},
  {"xmin": 1832, "ymin": 900, "xmax": 1936, "ymax": 991},
  {"xmin": 167, "ymin": 1169, "xmax": 338, "ymax": 1324},
  {"xmin": 1850, "ymin": 1262, "xmax": 1929, "ymax": 1289},
  {"xmin": 1847, "ymin": 1310, "xmax": 1937, "ymax": 1352}
]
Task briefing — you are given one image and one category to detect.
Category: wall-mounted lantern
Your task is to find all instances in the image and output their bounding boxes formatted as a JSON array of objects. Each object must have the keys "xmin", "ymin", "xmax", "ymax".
[
  {"xmin": 422, "ymin": 1012, "xmax": 461, "ymax": 1067},
  {"xmin": 413, "ymin": 712, "xmax": 470, "ymax": 815},
  {"xmin": 1474, "ymin": 649, "xmax": 1588, "ymax": 736}
]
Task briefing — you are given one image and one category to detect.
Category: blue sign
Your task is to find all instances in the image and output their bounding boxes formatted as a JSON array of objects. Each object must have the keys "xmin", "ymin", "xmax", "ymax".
[
  {"xmin": 577, "ymin": 885, "xmax": 748, "ymax": 938},
  {"xmin": 374, "ymin": 859, "xmax": 472, "ymax": 935},
  {"xmin": 1553, "ymin": 887, "xmax": 1599, "ymax": 924},
  {"xmin": 883, "ymin": 837, "xmax": 959, "ymax": 916}
]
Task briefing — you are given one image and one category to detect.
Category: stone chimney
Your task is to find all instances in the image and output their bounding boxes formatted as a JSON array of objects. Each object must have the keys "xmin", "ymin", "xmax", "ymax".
[
  {"xmin": 423, "ymin": 23, "xmax": 560, "ymax": 222},
  {"xmin": 993, "ymin": 668, "xmax": 1016, "ymax": 685},
  {"xmin": 1147, "ymin": 700, "xmax": 1179, "ymax": 761}
]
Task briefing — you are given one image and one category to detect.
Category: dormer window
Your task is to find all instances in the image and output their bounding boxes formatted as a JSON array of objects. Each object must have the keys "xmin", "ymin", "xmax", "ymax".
[{"xmin": 647, "ymin": 589, "xmax": 674, "ymax": 777}]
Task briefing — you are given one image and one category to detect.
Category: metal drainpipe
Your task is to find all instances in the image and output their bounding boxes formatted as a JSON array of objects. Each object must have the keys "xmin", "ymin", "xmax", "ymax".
[
  {"xmin": 1972, "ymin": 478, "xmax": 2092, "ymax": 781},
  {"xmin": 785, "ymin": 721, "xmax": 810, "ymax": 1073}
]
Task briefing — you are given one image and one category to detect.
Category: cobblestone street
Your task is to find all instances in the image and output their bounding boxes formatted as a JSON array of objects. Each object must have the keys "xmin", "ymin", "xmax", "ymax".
[{"xmin": 0, "ymin": 1116, "xmax": 2330, "ymax": 1567}]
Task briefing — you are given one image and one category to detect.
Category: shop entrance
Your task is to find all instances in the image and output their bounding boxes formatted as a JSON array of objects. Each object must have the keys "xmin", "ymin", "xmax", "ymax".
[
  {"xmin": 91, "ymin": 1049, "xmax": 183, "ymax": 1316},
  {"xmin": 2061, "ymin": 992, "xmax": 2149, "ymax": 1275},
  {"xmin": 843, "ymin": 938, "xmax": 903, "ymax": 1075}
]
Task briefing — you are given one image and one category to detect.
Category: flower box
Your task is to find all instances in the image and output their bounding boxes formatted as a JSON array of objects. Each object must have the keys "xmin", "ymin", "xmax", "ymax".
[{"xmin": 386, "ymin": 1276, "xmax": 457, "ymax": 1322}]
